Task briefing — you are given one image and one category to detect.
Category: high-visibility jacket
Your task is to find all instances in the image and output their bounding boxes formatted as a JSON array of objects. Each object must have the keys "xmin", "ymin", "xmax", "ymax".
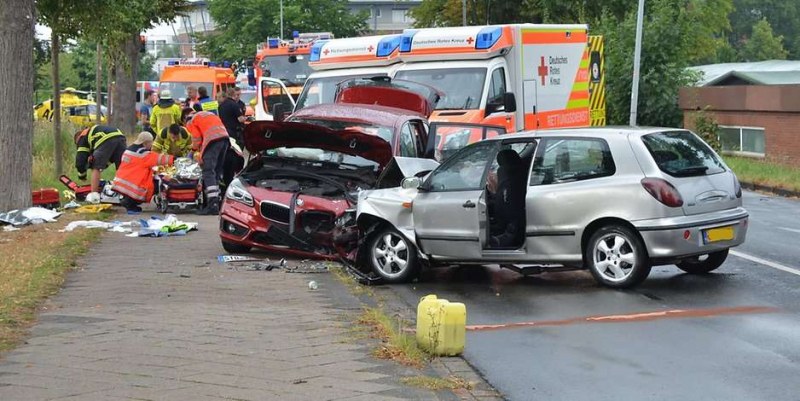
[
  {"xmin": 150, "ymin": 101, "xmax": 182, "ymax": 134},
  {"xmin": 186, "ymin": 111, "xmax": 229, "ymax": 158},
  {"xmin": 153, "ymin": 126, "xmax": 192, "ymax": 157},
  {"xmin": 193, "ymin": 97, "xmax": 219, "ymax": 115},
  {"xmin": 75, "ymin": 125, "xmax": 125, "ymax": 174},
  {"xmin": 112, "ymin": 150, "xmax": 174, "ymax": 202}
]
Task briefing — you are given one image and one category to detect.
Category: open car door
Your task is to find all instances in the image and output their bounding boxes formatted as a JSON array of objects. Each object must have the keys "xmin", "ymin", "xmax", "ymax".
[
  {"xmin": 256, "ymin": 77, "xmax": 297, "ymax": 121},
  {"xmin": 424, "ymin": 122, "xmax": 506, "ymax": 162}
]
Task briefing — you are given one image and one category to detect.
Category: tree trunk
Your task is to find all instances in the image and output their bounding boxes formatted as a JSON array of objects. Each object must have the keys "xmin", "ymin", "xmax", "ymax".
[
  {"xmin": 0, "ymin": 0, "xmax": 34, "ymax": 210},
  {"xmin": 52, "ymin": 32, "xmax": 64, "ymax": 177},
  {"xmin": 107, "ymin": 61, "xmax": 115, "ymax": 127},
  {"xmin": 113, "ymin": 34, "xmax": 140, "ymax": 136},
  {"xmin": 96, "ymin": 42, "xmax": 103, "ymax": 125}
]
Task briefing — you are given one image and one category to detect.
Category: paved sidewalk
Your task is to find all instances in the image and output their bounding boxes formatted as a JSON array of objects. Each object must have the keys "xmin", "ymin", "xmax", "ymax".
[{"xmin": 0, "ymin": 215, "xmax": 447, "ymax": 401}]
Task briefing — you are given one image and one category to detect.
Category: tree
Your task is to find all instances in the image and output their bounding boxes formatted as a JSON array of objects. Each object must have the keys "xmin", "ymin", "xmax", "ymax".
[
  {"xmin": 728, "ymin": 0, "xmax": 800, "ymax": 59},
  {"xmin": 738, "ymin": 18, "xmax": 788, "ymax": 61},
  {"xmin": 199, "ymin": 0, "xmax": 368, "ymax": 61},
  {"xmin": 0, "ymin": 0, "xmax": 35, "ymax": 210},
  {"xmin": 410, "ymin": 0, "xmax": 529, "ymax": 27}
]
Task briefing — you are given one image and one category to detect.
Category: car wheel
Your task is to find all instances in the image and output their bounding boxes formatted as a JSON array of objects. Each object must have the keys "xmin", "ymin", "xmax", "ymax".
[
  {"xmin": 221, "ymin": 240, "xmax": 250, "ymax": 254},
  {"xmin": 585, "ymin": 225, "xmax": 651, "ymax": 289},
  {"xmin": 368, "ymin": 226, "xmax": 419, "ymax": 283},
  {"xmin": 676, "ymin": 249, "xmax": 729, "ymax": 274}
]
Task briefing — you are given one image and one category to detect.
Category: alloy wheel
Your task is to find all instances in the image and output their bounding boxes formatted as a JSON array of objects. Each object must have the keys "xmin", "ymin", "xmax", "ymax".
[
  {"xmin": 593, "ymin": 233, "xmax": 637, "ymax": 283},
  {"xmin": 371, "ymin": 233, "xmax": 410, "ymax": 280}
]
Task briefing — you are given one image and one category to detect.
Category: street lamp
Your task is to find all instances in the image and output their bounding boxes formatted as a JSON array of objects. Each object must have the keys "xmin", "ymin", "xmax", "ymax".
[
  {"xmin": 629, "ymin": 0, "xmax": 645, "ymax": 126},
  {"xmin": 280, "ymin": 0, "xmax": 284, "ymax": 40},
  {"xmin": 462, "ymin": 0, "xmax": 466, "ymax": 26}
]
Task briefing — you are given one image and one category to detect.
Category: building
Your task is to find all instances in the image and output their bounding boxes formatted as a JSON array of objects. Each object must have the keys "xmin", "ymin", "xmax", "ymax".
[
  {"xmin": 679, "ymin": 60, "xmax": 800, "ymax": 167},
  {"xmin": 347, "ymin": 0, "xmax": 422, "ymax": 32}
]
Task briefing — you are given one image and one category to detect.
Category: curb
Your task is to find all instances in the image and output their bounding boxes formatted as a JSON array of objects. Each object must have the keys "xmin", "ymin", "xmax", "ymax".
[{"xmin": 740, "ymin": 181, "xmax": 800, "ymax": 198}]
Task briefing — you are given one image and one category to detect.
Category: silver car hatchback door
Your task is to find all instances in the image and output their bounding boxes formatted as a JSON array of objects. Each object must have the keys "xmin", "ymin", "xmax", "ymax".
[{"xmin": 639, "ymin": 130, "xmax": 739, "ymax": 216}]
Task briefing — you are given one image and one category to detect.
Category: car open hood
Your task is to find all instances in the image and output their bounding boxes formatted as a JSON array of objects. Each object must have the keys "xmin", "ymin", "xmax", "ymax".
[
  {"xmin": 244, "ymin": 120, "xmax": 394, "ymax": 168},
  {"xmin": 334, "ymin": 78, "xmax": 441, "ymax": 118}
]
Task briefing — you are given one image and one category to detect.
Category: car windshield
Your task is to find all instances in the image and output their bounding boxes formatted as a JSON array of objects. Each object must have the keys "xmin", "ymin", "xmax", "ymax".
[
  {"xmin": 289, "ymin": 118, "xmax": 394, "ymax": 143},
  {"xmin": 295, "ymin": 73, "xmax": 389, "ymax": 111},
  {"xmin": 265, "ymin": 147, "xmax": 379, "ymax": 171},
  {"xmin": 159, "ymin": 82, "xmax": 212, "ymax": 102},
  {"xmin": 240, "ymin": 91, "xmax": 256, "ymax": 105},
  {"xmin": 261, "ymin": 55, "xmax": 312, "ymax": 86},
  {"xmin": 641, "ymin": 131, "xmax": 726, "ymax": 177},
  {"xmin": 395, "ymin": 68, "xmax": 486, "ymax": 110}
]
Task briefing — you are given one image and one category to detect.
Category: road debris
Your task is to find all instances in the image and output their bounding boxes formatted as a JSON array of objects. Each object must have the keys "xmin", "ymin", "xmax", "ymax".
[
  {"xmin": 0, "ymin": 207, "xmax": 62, "ymax": 226},
  {"xmin": 308, "ymin": 280, "xmax": 319, "ymax": 290}
]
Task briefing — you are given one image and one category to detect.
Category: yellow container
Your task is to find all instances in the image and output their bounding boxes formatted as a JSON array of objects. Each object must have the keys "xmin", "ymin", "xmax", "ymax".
[{"xmin": 416, "ymin": 294, "xmax": 466, "ymax": 356}]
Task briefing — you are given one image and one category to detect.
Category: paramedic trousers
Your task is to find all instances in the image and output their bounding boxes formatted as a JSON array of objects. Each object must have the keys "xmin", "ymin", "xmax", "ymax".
[{"xmin": 201, "ymin": 139, "xmax": 229, "ymax": 199}]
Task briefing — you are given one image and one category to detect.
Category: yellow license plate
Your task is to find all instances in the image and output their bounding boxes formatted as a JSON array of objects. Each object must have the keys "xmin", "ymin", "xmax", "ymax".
[{"xmin": 703, "ymin": 226, "xmax": 735, "ymax": 243}]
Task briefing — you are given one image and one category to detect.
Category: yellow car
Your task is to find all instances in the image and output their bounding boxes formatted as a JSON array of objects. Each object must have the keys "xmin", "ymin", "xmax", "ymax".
[{"xmin": 34, "ymin": 88, "xmax": 107, "ymax": 128}]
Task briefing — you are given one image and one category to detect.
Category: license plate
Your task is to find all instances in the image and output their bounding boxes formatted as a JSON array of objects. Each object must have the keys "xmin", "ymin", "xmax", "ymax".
[{"xmin": 703, "ymin": 226, "xmax": 735, "ymax": 244}]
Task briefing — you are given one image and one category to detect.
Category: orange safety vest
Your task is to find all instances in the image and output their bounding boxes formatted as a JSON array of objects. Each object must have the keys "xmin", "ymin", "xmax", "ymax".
[
  {"xmin": 112, "ymin": 150, "xmax": 174, "ymax": 202},
  {"xmin": 186, "ymin": 111, "xmax": 229, "ymax": 157}
]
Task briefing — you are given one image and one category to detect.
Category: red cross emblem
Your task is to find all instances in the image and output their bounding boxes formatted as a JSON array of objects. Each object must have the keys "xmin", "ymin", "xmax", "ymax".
[
  {"xmin": 367, "ymin": 45, "xmax": 374, "ymax": 52},
  {"xmin": 466, "ymin": 36, "xmax": 474, "ymax": 45},
  {"xmin": 323, "ymin": 48, "xmax": 330, "ymax": 56},
  {"xmin": 538, "ymin": 56, "xmax": 548, "ymax": 86}
]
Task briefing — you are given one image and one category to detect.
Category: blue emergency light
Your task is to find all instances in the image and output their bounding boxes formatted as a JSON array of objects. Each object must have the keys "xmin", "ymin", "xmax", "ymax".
[
  {"xmin": 400, "ymin": 30, "xmax": 418, "ymax": 53},
  {"xmin": 268, "ymin": 38, "xmax": 280, "ymax": 48},
  {"xmin": 222, "ymin": 61, "xmax": 231, "ymax": 68},
  {"xmin": 309, "ymin": 40, "xmax": 329, "ymax": 62},
  {"xmin": 293, "ymin": 31, "xmax": 300, "ymax": 38},
  {"xmin": 377, "ymin": 35, "xmax": 401, "ymax": 57},
  {"xmin": 475, "ymin": 26, "xmax": 502, "ymax": 50},
  {"xmin": 208, "ymin": 62, "xmax": 217, "ymax": 67},
  {"xmin": 168, "ymin": 60, "xmax": 178, "ymax": 66}
]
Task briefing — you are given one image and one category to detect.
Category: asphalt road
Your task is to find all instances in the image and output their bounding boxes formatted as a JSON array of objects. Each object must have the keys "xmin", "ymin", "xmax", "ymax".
[{"xmin": 389, "ymin": 190, "xmax": 800, "ymax": 401}]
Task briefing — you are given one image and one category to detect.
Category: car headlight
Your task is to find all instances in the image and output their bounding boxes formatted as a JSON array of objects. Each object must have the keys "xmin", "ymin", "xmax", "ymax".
[{"xmin": 225, "ymin": 178, "xmax": 254, "ymax": 207}]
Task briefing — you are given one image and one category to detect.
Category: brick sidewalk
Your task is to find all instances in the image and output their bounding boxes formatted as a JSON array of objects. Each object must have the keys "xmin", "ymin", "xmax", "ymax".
[{"xmin": 0, "ymin": 215, "xmax": 449, "ymax": 401}]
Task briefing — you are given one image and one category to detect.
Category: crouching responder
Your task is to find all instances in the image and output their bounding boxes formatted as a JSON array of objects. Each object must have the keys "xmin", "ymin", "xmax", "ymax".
[
  {"xmin": 74, "ymin": 125, "xmax": 127, "ymax": 199},
  {"xmin": 152, "ymin": 123, "xmax": 192, "ymax": 157},
  {"xmin": 185, "ymin": 111, "xmax": 229, "ymax": 215},
  {"xmin": 112, "ymin": 132, "xmax": 174, "ymax": 213}
]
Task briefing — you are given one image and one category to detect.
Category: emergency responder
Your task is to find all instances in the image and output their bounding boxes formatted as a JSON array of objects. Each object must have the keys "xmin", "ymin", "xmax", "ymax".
[
  {"xmin": 152, "ymin": 123, "xmax": 192, "ymax": 157},
  {"xmin": 185, "ymin": 111, "xmax": 229, "ymax": 215},
  {"xmin": 112, "ymin": 132, "xmax": 174, "ymax": 213},
  {"xmin": 219, "ymin": 86, "xmax": 246, "ymax": 145},
  {"xmin": 192, "ymin": 86, "xmax": 219, "ymax": 115},
  {"xmin": 183, "ymin": 85, "xmax": 198, "ymax": 109},
  {"xmin": 150, "ymin": 89, "xmax": 182, "ymax": 134},
  {"xmin": 74, "ymin": 124, "xmax": 127, "ymax": 198}
]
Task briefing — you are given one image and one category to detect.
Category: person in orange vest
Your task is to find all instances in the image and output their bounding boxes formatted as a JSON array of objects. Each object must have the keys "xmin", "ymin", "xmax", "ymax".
[
  {"xmin": 185, "ymin": 111, "xmax": 230, "ymax": 215},
  {"xmin": 112, "ymin": 132, "xmax": 174, "ymax": 213}
]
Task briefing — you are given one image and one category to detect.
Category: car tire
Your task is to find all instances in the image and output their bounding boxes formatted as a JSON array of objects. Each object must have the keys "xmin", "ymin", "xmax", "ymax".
[
  {"xmin": 585, "ymin": 225, "xmax": 651, "ymax": 289},
  {"xmin": 221, "ymin": 240, "xmax": 251, "ymax": 254},
  {"xmin": 676, "ymin": 249, "xmax": 729, "ymax": 274},
  {"xmin": 367, "ymin": 226, "xmax": 419, "ymax": 283}
]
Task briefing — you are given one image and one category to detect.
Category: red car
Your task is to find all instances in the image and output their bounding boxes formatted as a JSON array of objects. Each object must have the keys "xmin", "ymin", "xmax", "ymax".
[{"xmin": 219, "ymin": 83, "xmax": 439, "ymax": 259}]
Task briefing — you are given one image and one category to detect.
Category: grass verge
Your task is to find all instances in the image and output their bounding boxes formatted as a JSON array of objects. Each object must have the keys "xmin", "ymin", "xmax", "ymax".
[
  {"xmin": 0, "ymin": 211, "xmax": 111, "ymax": 352},
  {"xmin": 356, "ymin": 306, "xmax": 428, "ymax": 368},
  {"xmin": 724, "ymin": 156, "xmax": 800, "ymax": 193},
  {"xmin": 401, "ymin": 375, "xmax": 475, "ymax": 391}
]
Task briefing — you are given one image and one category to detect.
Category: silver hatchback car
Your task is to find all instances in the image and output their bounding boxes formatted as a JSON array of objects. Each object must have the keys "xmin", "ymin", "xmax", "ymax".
[{"xmin": 356, "ymin": 127, "xmax": 749, "ymax": 288}]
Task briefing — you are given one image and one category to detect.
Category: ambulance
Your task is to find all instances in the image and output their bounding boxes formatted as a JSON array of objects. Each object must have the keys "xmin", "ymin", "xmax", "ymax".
[
  {"xmin": 256, "ymin": 34, "xmax": 403, "ymax": 120},
  {"xmin": 394, "ymin": 24, "xmax": 605, "ymax": 133},
  {"xmin": 158, "ymin": 59, "xmax": 237, "ymax": 103},
  {"xmin": 254, "ymin": 31, "xmax": 332, "ymax": 90}
]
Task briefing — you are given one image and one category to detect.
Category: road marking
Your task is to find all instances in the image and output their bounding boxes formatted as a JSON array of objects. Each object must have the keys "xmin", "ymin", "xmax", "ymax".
[
  {"xmin": 778, "ymin": 227, "xmax": 800, "ymax": 234},
  {"xmin": 730, "ymin": 250, "xmax": 800, "ymax": 277},
  {"xmin": 466, "ymin": 306, "xmax": 777, "ymax": 332}
]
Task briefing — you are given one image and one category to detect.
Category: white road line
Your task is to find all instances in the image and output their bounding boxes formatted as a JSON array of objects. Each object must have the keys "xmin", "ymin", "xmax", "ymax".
[
  {"xmin": 730, "ymin": 250, "xmax": 800, "ymax": 277},
  {"xmin": 778, "ymin": 227, "xmax": 800, "ymax": 234}
]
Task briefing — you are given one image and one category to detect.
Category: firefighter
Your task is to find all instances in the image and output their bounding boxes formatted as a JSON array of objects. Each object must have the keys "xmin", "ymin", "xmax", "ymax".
[
  {"xmin": 185, "ymin": 111, "xmax": 229, "ymax": 215},
  {"xmin": 112, "ymin": 132, "xmax": 174, "ymax": 213},
  {"xmin": 152, "ymin": 123, "xmax": 192, "ymax": 157},
  {"xmin": 74, "ymin": 124, "xmax": 127, "ymax": 198},
  {"xmin": 150, "ymin": 89, "xmax": 182, "ymax": 134},
  {"xmin": 192, "ymin": 86, "xmax": 219, "ymax": 115}
]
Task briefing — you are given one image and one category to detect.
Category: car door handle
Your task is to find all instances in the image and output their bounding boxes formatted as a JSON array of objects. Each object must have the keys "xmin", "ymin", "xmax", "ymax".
[{"xmin": 462, "ymin": 200, "xmax": 476, "ymax": 208}]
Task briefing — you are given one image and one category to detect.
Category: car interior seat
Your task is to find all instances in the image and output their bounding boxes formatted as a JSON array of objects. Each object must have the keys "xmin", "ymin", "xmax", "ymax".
[{"xmin": 490, "ymin": 149, "xmax": 527, "ymax": 249}]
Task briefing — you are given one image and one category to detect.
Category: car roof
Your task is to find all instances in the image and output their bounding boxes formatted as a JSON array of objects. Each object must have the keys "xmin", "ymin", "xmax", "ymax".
[
  {"xmin": 488, "ymin": 126, "xmax": 690, "ymax": 141},
  {"xmin": 290, "ymin": 103, "xmax": 423, "ymax": 128}
]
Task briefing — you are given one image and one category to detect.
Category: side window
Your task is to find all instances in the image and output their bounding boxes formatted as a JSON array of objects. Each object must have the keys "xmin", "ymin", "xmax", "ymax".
[
  {"xmin": 487, "ymin": 68, "xmax": 506, "ymax": 105},
  {"xmin": 399, "ymin": 123, "xmax": 416, "ymax": 157},
  {"xmin": 426, "ymin": 142, "xmax": 496, "ymax": 192},
  {"xmin": 409, "ymin": 120, "xmax": 426, "ymax": 156},
  {"xmin": 529, "ymin": 138, "xmax": 615, "ymax": 186}
]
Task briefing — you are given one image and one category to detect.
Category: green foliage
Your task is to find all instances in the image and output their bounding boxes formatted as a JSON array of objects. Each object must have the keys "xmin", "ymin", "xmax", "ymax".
[
  {"xmin": 723, "ymin": 156, "xmax": 800, "ymax": 192},
  {"xmin": 728, "ymin": 0, "xmax": 800, "ymax": 59},
  {"xmin": 738, "ymin": 18, "xmax": 788, "ymax": 61},
  {"xmin": 200, "ymin": 0, "xmax": 368, "ymax": 61},
  {"xmin": 692, "ymin": 108, "xmax": 721, "ymax": 152}
]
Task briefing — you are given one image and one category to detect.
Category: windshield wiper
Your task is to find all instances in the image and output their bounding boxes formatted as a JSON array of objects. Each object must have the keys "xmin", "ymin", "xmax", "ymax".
[{"xmin": 671, "ymin": 166, "xmax": 709, "ymax": 177}]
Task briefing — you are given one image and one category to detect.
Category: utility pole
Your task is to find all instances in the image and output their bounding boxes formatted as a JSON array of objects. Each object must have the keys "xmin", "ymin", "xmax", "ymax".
[
  {"xmin": 629, "ymin": 0, "xmax": 645, "ymax": 126},
  {"xmin": 95, "ymin": 42, "xmax": 102, "ymax": 125},
  {"xmin": 462, "ymin": 0, "xmax": 467, "ymax": 26},
  {"xmin": 280, "ymin": 0, "xmax": 284, "ymax": 39}
]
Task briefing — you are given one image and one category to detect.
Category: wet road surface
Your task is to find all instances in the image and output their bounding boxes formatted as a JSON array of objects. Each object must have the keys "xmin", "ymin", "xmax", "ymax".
[{"xmin": 389, "ymin": 191, "xmax": 800, "ymax": 401}]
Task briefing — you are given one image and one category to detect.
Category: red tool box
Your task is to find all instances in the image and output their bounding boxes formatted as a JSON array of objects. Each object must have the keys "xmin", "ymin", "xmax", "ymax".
[{"xmin": 32, "ymin": 188, "xmax": 60, "ymax": 209}]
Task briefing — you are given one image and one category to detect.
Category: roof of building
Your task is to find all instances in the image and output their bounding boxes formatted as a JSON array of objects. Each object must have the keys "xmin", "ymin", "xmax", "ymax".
[{"xmin": 689, "ymin": 60, "xmax": 800, "ymax": 86}]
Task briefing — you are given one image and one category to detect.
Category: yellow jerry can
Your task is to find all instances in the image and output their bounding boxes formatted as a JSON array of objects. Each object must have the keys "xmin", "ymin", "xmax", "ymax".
[{"xmin": 416, "ymin": 294, "xmax": 466, "ymax": 356}]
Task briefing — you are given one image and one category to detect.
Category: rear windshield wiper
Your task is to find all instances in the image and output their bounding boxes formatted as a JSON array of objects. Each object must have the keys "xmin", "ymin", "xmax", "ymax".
[{"xmin": 670, "ymin": 166, "xmax": 709, "ymax": 177}]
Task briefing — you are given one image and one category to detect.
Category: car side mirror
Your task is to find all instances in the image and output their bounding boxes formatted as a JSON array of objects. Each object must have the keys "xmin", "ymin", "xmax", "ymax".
[
  {"xmin": 272, "ymin": 103, "xmax": 286, "ymax": 122},
  {"xmin": 401, "ymin": 176, "xmax": 421, "ymax": 190},
  {"xmin": 503, "ymin": 92, "xmax": 517, "ymax": 113},
  {"xmin": 486, "ymin": 101, "xmax": 504, "ymax": 116}
]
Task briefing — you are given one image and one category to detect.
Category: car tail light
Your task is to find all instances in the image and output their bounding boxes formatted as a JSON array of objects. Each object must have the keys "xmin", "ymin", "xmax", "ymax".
[
  {"xmin": 641, "ymin": 178, "xmax": 684, "ymax": 207},
  {"xmin": 733, "ymin": 175, "xmax": 742, "ymax": 198}
]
